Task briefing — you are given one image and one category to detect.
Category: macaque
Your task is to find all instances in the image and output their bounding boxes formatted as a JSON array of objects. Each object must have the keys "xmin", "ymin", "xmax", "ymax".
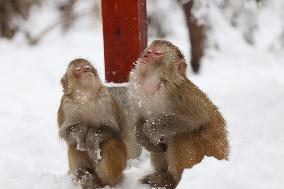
[
  {"xmin": 128, "ymin": 40, "xmax": 229, "ymax": 188},
  {"xmin": 58, "ymin": 58, "xmax": 127, "ymax": 188}
]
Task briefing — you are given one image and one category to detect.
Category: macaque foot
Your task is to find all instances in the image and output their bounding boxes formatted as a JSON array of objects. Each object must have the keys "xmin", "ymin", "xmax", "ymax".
[
  {"xmin": 140, "ymin": 171, "xmax": 176, "ymax": 189},
  {"xmin": 73, "ymin": 168, "xmax": 102, "ymax": 189}
]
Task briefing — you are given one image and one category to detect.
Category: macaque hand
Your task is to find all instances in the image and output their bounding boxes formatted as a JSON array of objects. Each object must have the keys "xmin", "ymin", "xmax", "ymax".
[
  {"xmin": 135, "ymin": 116, "xmax": 167, "ymax": 153},
  {"xmin": 142, "ymin": 113, "xmax": 178, "ymax": 145},
  {"xmin": 85, "ymin": 128, "xmax": 115, "ymax": 164},
  {"xmin": 151, "ymin": 143, "xmax": 168, "ymax": 153},
  {"xmin": 136, "ymin": 132, "xmax": 167, "ymax": 153}
]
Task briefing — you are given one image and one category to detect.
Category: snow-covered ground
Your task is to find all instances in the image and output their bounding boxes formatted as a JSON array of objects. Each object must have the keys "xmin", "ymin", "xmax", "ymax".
[{"xmin": 0, "ymin": 1, "xmax": 284, "ymax": 189}]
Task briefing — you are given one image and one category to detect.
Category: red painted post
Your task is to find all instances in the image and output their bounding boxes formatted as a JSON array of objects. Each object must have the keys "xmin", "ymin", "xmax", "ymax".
[{"xmin": 102, "ymin": 0, "xmax": 147, "ymax": 83}]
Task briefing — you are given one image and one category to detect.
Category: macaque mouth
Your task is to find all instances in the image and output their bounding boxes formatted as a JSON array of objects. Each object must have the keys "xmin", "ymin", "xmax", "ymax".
[
  {"xmin": 82, "ymin": 72, "xmax": 93, "ymax": 78},
  {"xmin": 140, "ymin": 61, "xmax": 146, "ymax": 65},
  {"xmin": 138, "ymin": 59, "xmax": 147, "ymax": 66}
]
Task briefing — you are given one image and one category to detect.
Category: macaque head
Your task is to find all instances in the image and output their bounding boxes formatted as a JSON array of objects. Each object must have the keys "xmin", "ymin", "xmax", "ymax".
[
  {"xmin": 61, "ymin": 58, "xmax": 100, "ymax": 95},
  {"xmin": 136, "ymin": 40, "xmax": 187, "ymax": 77}
]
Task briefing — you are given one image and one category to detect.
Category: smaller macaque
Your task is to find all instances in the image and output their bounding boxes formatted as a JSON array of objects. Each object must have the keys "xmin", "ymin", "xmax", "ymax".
[
  {"xmin": 58, "ymin": 58, "xmax": 127, "ymax": 188},
  {"xmin": 58, "ymin": 59, "xmax": 120, "ymax": 151}
]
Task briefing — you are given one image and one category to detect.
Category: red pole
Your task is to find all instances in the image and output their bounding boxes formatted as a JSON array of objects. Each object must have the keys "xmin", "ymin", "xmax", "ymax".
[{"xmin": 102, "ymin": 0, "xmax": 147, "ymax": 83}]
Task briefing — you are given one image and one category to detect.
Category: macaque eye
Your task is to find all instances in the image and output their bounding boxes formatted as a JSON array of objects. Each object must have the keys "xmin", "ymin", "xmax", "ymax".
[
  {"xmin": 154, "ymin": 50, "xmax": 163, "ymax": 56},
  {"xmin": 146, "ymin": 49, "xmax": 152, "ymax": 54},
  {"xmin": 75, "ymin": 67, "xmax": 82, "ymax": 71},
  {"xmin": 85, "ymin": 65, "xmax": 91, "ymax": 70},
  {"xmin": 143, "ymin": 49, "xmax": 152, "ymax": 57}
]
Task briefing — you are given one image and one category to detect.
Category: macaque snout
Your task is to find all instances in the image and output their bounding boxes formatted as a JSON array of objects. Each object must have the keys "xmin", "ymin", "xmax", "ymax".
[
  {"xmin": 143, "ymin": 48, "xmax": 163, "ymax": 57},
  {"xmin": 74, "ymin": 64, "xmax": 93, "ymax": 78},
  {"xmin": 139, "ymin": 47, "xmax": 164, "ymax": 65}
]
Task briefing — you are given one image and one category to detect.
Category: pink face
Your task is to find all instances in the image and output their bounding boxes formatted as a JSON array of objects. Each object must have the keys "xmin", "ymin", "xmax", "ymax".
[
  {"xmin": 73, "ymin": 63, "xmax": 94, "ymax": 79},
  {"xmin": 138, "ymin": 46, "xmax": 164, "ymax": 67}
]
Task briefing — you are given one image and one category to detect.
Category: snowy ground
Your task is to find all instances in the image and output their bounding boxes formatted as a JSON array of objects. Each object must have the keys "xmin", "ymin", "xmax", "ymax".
[{"xmin": 0, "ymin": 1, "xmax": 284, "ymax": 189}]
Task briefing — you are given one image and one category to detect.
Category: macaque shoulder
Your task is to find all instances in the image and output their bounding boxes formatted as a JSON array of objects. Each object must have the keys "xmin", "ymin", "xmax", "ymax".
[
  {"xmin": 173, "ymin": 83, "xmax": 211, "ymax": 123},
  {"xmin": 96, "ymin": 86, "xmax": 113, "ymax": 103}
]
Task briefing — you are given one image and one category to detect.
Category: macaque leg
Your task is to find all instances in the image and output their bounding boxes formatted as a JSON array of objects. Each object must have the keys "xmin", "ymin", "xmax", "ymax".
[
  {"xmin": 167, "ymin": 133, "xmax": 206, "ymax": 186},
  {"xmin": 68, "ymin": 145, "xmax": 102, "ymax": 189},
  {"xmin": 141, "ymin": 152, "xmax": 175, "ymax": 188},
  {"xmin": 205, "ymin": 126, "xmax": 229, "ymax": 160},
  {"xmin": 151, "ymin": 152, "xmax": 168, "ymax": 172},
  {"xmin": 95, "ymin": 138, "xmax": 127, "ymax": 186}
]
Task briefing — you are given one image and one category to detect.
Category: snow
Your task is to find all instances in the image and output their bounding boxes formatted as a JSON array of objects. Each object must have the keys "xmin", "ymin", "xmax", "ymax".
[{"xmin": 1, "ymin": 0, "xmax": 284, "ymax": 189}]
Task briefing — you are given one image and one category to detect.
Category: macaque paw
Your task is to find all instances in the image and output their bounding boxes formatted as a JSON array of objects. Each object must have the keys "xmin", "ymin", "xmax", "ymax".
[
  {"xmin": 72, "ymin": 168, "xmax": 102, "ymax": 189},
  {"xmin": 140, "ymin": 172, "xmax": 176, "ymax": 189},
  {"xmin": 76, "ymin": 142, "xmax": 86, "ymax": 151},
  {"xmin": 151, "ymin": 143, "xmax": 168, "ymax": 153},
  {"xmin": 159, "ymin": 137, "xmax": 168, "ymax": 145},
  {"xmin": 157, "ymin": 143, "xmax": 168, "ymax": 153}
]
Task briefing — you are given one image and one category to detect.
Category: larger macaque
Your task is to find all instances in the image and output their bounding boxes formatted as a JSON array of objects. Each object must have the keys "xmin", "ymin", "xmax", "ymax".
[
  {"xmin": 58, "ymin": 58, "xmax": 127, "ymax": 188},
  {"xmin": 128, "ymin": 40, "xmax": 229, "ymax": 188}
]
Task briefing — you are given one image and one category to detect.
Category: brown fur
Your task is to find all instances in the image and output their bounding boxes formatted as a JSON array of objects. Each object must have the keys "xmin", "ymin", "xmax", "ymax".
[
  {"xmin": 58, "ymin": 58, "xmax": 127, "ymax": 188},
  {"xmin": 128, "ymin": 40, "xmax": 229, "ymax": 188},
  {"xmin": 96, "ymin": 138, "xmax": 127, "ymax": 186}
]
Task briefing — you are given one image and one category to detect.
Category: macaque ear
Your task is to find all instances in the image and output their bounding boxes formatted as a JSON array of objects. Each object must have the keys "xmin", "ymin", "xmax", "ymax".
[
  {"xmin": 61, "ymin": 74, "xmax": 69, "ymax": 93},
  {"xmin": 176, "ymin": 60, "xmax": 187, "ymax": 75}
]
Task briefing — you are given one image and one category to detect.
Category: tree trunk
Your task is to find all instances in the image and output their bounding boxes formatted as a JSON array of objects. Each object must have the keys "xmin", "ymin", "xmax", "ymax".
[
  {"xmin": 0, "ymin": 0, "xmax": 29, "ymax": 39},
  {"xmin": 180, "ymin": 0, "xmax": 205, "ymax": 73}
]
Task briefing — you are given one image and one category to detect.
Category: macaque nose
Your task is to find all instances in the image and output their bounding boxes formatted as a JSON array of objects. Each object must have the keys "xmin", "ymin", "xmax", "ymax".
[
  {"xmin": 144, "ymin": 49, "xmax": 153, "ymax": 57},
  {"xmin": 154, "ymin": 50, "xmax": 163, "ymax": 55}
]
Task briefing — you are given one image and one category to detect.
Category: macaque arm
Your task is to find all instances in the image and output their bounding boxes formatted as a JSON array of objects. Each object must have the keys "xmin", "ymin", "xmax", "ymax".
[
  {"xmin": 178, "ymin": 93, "xmax": 210, "ymax": 130},
  {"xmin": 170, "ymin": 89, "xmax": 210, "ymax": 132},
  {"xmin": 59, "ymin": 121, "xmax": 81, "ymax": 138},
  {"xmin": 135, "ymin": 116, "xmax": 167, "ymax": 153},
  {"xmin": 58, "ymin": 97, "xmax": 81, "ymax": 130},
  {"xmin": 98, "ymin": 90, "xmax": 121, "ymax": 133},
  {"xmin": 143, "ymin": 96, "xmax": 210, "ymax": 144},
  {"xmin": 142, "ymin": 114, "xmax": 187, "ymax": 145}
]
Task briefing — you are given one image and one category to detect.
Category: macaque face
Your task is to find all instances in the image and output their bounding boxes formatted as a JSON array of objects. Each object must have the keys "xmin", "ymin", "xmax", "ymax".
[
  {"xmin": 137, "ymin": 45, "xmax": 165, "ymax": 73},
  {"xmin": 139, "ymin": 45, "xmax": 164, "ymax": 64},
  {"xmin": 133, "ymin": 40, "xmax": 187, "ymax": 80},
  {"xmin": 68, "ymin": 61, "xmax": 99, "ymax": 88},
  {"xmin": 72, "ymin": 62, "xmax": 94, "ymax": 79}
]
